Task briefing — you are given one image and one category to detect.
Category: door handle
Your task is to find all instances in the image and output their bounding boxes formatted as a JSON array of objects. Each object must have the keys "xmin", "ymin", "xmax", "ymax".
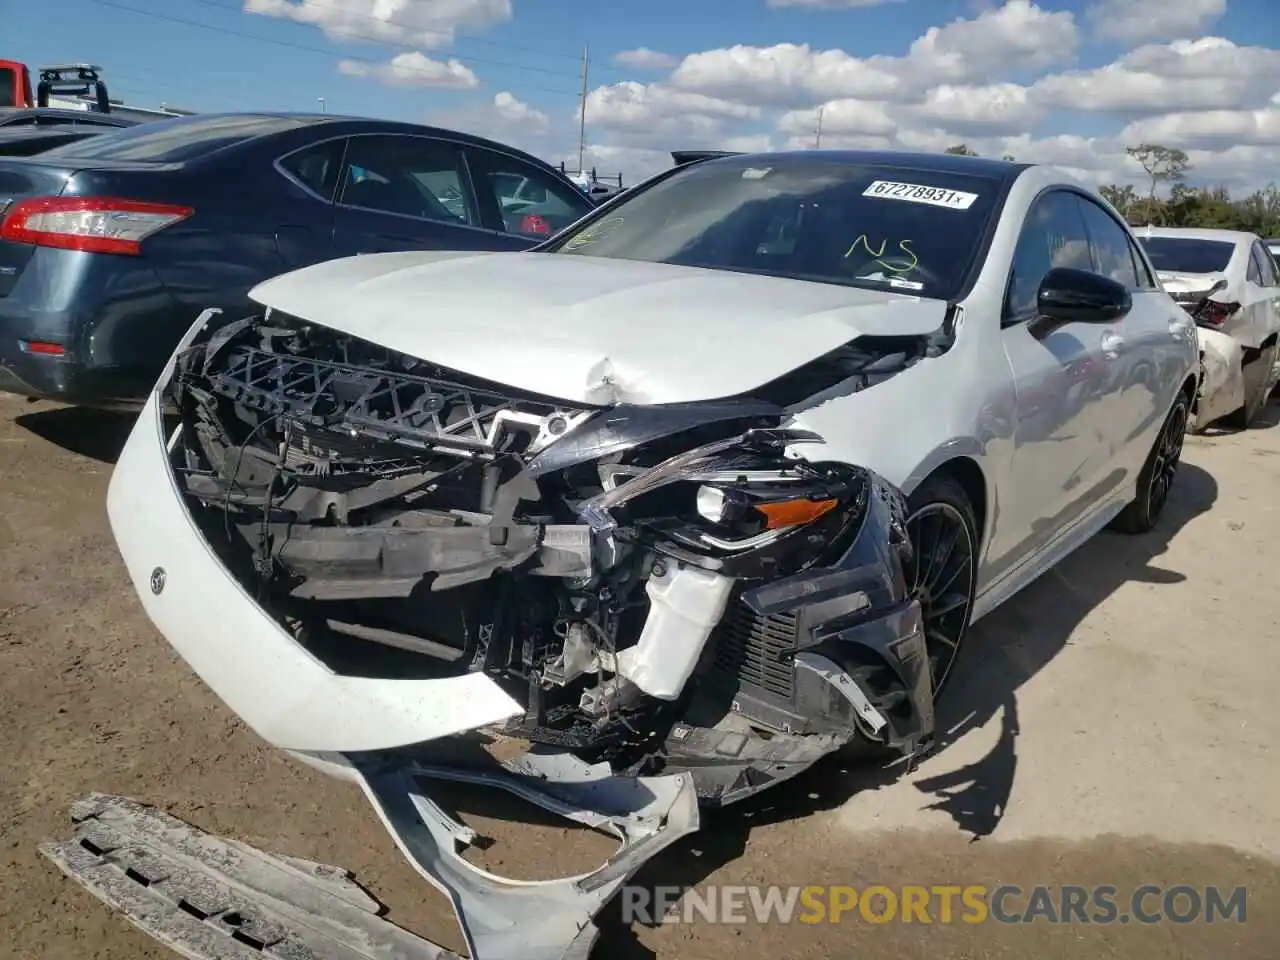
[{"xmin": 1101, "ymin": 332, "xmax": 1125, "ymax": 358}]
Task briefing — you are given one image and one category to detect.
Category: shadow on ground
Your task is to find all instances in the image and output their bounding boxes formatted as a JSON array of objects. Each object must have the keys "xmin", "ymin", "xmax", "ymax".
[
  {"xmin": 594, "ymin": 461, "xmax": 1219, "ymax": 958},
  {"xmin": 14, "ymin": 406, "xmax": 141, "ymax": 465}
]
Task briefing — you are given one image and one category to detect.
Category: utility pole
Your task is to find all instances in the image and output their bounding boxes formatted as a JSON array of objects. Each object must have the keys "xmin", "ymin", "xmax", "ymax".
[
  {"xmin": 576, "ymin": 44, "xmax": 589, "ymax": 175},
  {"xmin": 814, "ymin": 105, "xmax": 824, "ymax": 148}
]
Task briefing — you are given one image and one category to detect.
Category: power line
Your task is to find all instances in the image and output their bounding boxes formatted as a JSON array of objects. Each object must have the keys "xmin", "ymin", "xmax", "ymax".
[
  {"xmin": 87, "ymin": 0, "xmax": 585, "ymax": 98},
  {"xmin": 196, "ymin": 0, "xmax": 640, "ymax": 85}
]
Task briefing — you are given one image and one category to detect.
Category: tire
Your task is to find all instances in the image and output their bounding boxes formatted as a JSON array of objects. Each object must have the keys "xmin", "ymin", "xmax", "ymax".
[
  {"xmin": 1110, "ymin": 391, "xmax": 1189, "ymax": 535},
  {"xmin": 903, "ymin": 474, "xmax": 979, "ymax": 700},
  {"xmin": 1225, "ymin": 342, "xmax": 1277, "ymax": 430}
]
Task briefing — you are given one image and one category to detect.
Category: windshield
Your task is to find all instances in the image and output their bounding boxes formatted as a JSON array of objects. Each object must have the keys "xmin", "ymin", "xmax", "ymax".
[
  {"xmin": 39, "ymin": 113, "xmax": 312, "ymax": 163},
  {"xmin": 549, "ymin": 157, "xmax": 1006, "ymax": 301},
  {"xmin": 1138, "ymin": 237, "xmax": 1236, "ymax": 275}
]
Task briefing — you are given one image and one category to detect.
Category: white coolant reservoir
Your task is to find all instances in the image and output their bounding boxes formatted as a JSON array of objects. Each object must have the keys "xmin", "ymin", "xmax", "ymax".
[{"xmin": 613, "ymin": 561, "xmax": 735, "ymax": 700}]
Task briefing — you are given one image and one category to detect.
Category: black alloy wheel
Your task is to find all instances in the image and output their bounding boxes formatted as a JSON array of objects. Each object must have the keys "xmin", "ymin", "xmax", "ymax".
[
  {"xmin": 1147, "ymin": 398, "xmax": 1187, "ymax": 518},
  {"xmin": 903, "ymin": 476, "xmax": 978, "ymax": 700},
  {"xmin": 1111, "ymin": 392, "xmax": 1189, "ymax": 535}
]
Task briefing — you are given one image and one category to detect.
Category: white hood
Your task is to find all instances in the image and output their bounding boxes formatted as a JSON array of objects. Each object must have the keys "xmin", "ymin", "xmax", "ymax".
[{"xmin": 248, "ymin": 251, "xmax": 949, "ymax": 406}]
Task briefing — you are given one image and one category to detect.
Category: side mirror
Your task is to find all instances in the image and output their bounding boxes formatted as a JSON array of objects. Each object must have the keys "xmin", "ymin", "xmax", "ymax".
[{"xmin": 1037, "ymin": 267, "xmax": 1132, "ymax": 325}]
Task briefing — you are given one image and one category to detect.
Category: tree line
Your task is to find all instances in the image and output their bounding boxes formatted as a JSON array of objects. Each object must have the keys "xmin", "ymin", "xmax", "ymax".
[{"xmin": 943, "ymin": 142, "xmax": 1280, "ymax": 239}]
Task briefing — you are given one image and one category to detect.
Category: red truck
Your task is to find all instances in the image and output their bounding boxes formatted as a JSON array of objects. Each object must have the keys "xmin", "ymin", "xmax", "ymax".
[{"xmin": 0, "ymin": 59, "xmax": 35, "ymax": 108}]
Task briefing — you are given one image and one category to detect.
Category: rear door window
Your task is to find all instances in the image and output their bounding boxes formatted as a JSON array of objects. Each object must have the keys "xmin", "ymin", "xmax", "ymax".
[
  {"xmin": 337, "ymin": 134, "xmax": 477, "ymax": 226},
  {"xmin": 1246, "ymin": 246, "xmax": 1263, "ymax": 284},
  {"xmin": 467, "ymin": 149, "xmax": 593, "ymax": 238},
  {"xmin": 1250, "ymin": 242, "xmax": 1278, "ymax": 286}
]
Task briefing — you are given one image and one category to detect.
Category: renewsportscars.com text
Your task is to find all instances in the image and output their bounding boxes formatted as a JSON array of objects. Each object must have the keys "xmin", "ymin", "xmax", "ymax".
[{"xmin": 620, "ymin": 883, "xmax": 1248, "ymax": 925}]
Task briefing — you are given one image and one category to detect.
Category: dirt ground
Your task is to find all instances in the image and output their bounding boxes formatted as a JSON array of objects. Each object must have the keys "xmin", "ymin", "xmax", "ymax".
[{"xmin": 1, "ymin": 391, "xmax": 1278, "ymax": 960}]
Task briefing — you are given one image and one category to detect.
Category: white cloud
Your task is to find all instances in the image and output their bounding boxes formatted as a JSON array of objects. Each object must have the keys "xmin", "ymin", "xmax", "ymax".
[
  {"xmin": 1033, "ymin": 37, "xmax": 1280, "ymax": 115},
  {"xmin": 1085, "ymin": 0, "xmax": 1226, "ymax": 44},
  {"xmin": 493, "ymin": 91, "xmax": 549, "ymax": 133},
  {"xmin": 905, "ymin": 0, "xmax": 1079, "ymax": 78},
  {"xmin": 583, "ymin": 81, "xmax": 761, "ymax": 139},
  {"xmin": 663, "ymin": 0, "xmax": 1075, "ymax": 108},
  {"xmin": 668, "ymin": 43, "xmax": 904, "ymax": 106},
  {"xmin": 337, "ymin": 51, "xmax": 479, "ymax": 89},
  {"xmin": 244, "ymin": 0, "xmax": 512, "ymax": 49},
  {"xmin": 778, "ymin": 100, "xmax": 896, "ymax": 140},
  {"xmin": 613, "ymin": 48, "xmax": 679, "ymax": 70},
  {"xmin": 1121, "ymin": 109, "xmax": 1280, "ymax": 149},
  {"xmin": 905, "ymin": 82, "xmax": 1043, "ymax": 134}
]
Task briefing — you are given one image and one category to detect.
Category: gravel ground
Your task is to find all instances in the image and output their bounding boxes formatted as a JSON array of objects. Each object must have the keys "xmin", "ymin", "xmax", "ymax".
[{"xmin": 1, "ymin": 391, "xmax": 1277, "ymax": 960}]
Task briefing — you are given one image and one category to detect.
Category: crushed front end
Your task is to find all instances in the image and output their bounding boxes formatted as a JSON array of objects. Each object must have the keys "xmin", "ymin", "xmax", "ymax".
[{"xmin": 102, "ymin": 307, "xmax": 934, "ymax": 960}]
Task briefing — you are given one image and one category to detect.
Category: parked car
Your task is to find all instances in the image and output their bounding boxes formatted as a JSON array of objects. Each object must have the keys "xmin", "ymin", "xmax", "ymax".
[
  {"xmin": 0, "ymin": 112, "xmax": 595, "ymax": 407},
  {"xmin": 0, "ymin": 106, "xmax": 136, "ymax": 129},
  {"xmin": 1267, "ymin": 237, "xmax": 1280, "ymax": 260},
  {"xmin": 1137, "ymin": 226, "xmax": 1280, "ymax": 428},
  {"xmin": 0, "ymin": 125, "xmax": 115, "ymax": 156},
  {"xmin": 104, "ymin": 149, "xmax": 1199, "ymax": 960}
]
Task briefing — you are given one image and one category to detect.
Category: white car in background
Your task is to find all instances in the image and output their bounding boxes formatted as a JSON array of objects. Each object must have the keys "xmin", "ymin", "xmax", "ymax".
[{"xmin": 1137, "ymin": 226, "xmax": 1280, "ymax": 428}]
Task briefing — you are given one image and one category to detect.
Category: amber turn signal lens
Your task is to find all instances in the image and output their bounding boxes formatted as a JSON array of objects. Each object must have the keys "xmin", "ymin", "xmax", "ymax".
[{"xmin": 755, "ymin": 497, "xmax": 839, "ymax": 530}]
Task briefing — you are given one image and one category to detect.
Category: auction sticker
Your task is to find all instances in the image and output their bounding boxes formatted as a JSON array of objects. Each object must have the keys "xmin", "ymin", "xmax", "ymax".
[{"xmin": 862, "ymin": 180, "xmax": 978, "ymax": 210}]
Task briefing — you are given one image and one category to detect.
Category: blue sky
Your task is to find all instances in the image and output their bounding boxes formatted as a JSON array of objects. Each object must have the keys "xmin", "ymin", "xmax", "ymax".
[{"xmin": 8, "ymin": 0, "xmax": 1280, "ymax": 187}]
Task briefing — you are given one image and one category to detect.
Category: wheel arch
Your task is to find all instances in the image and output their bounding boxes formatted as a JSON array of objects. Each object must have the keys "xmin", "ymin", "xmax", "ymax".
[{"xmin": 904, "ymin": 454, "xmax": 990, "ymax": 554}]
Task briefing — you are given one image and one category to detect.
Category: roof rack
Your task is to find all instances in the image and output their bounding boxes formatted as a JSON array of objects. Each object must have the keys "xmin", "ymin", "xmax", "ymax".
[
  {"xmin": 37, "ymin": 64, "xmax": 110, "ymax": 113},
  {"xmin": 557, "ymin": 163, "xmax": 624, "ymax": 195}
]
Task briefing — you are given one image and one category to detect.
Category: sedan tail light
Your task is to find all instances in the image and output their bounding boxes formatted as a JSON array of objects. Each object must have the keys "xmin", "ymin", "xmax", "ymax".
[
  {"xmin": 0, "ymin": 196, "xmax": 193, "ymax": 255},
  {"xmin": 1197, "ymin": 300, "xmax": 1241, "ymax": 326}
]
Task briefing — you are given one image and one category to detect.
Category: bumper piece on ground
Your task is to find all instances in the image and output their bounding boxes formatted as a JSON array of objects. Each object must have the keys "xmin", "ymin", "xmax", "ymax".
[
  {"xmin": 41, "ymin": 749, "xmax": 699, "ymax": 960},
  {"xmin": 40, "ymin": 793, "xmax": 460, "ymax": 959},
  {"xmin": 348, "ymin": 747, "xmax": 699, "ymax": 960}
]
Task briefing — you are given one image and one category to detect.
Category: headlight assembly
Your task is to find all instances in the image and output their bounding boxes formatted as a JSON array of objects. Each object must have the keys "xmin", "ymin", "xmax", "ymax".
[{"xmin": 574, "ymin": 427, "xmax": 872, "ymax": 579}]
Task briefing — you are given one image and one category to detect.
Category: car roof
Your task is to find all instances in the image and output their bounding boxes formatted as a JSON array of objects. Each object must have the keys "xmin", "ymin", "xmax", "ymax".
[
  {"xmin": 687, "ymin": 148, "xmax": 1034, "ymax": 181},
  {"xmin": 0, "ymin": 125, "xmax": 105, "ymax": 141},
  {"xmin": 117, "ymin": 111, "xmax": 577, "ymax": 180},
  {"xmin": 0, "ymin": 107, "xmax": 135, "ymax": 127},
  {"xmin": 1136, "ymin": 226, "xmax": 1256, "ymax": 244}
]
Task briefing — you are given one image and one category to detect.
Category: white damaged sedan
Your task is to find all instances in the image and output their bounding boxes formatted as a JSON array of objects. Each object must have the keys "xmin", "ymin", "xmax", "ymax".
[{"xmin": 101, "ymin": 150, "xmax": 1199, "ymax": 960}]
